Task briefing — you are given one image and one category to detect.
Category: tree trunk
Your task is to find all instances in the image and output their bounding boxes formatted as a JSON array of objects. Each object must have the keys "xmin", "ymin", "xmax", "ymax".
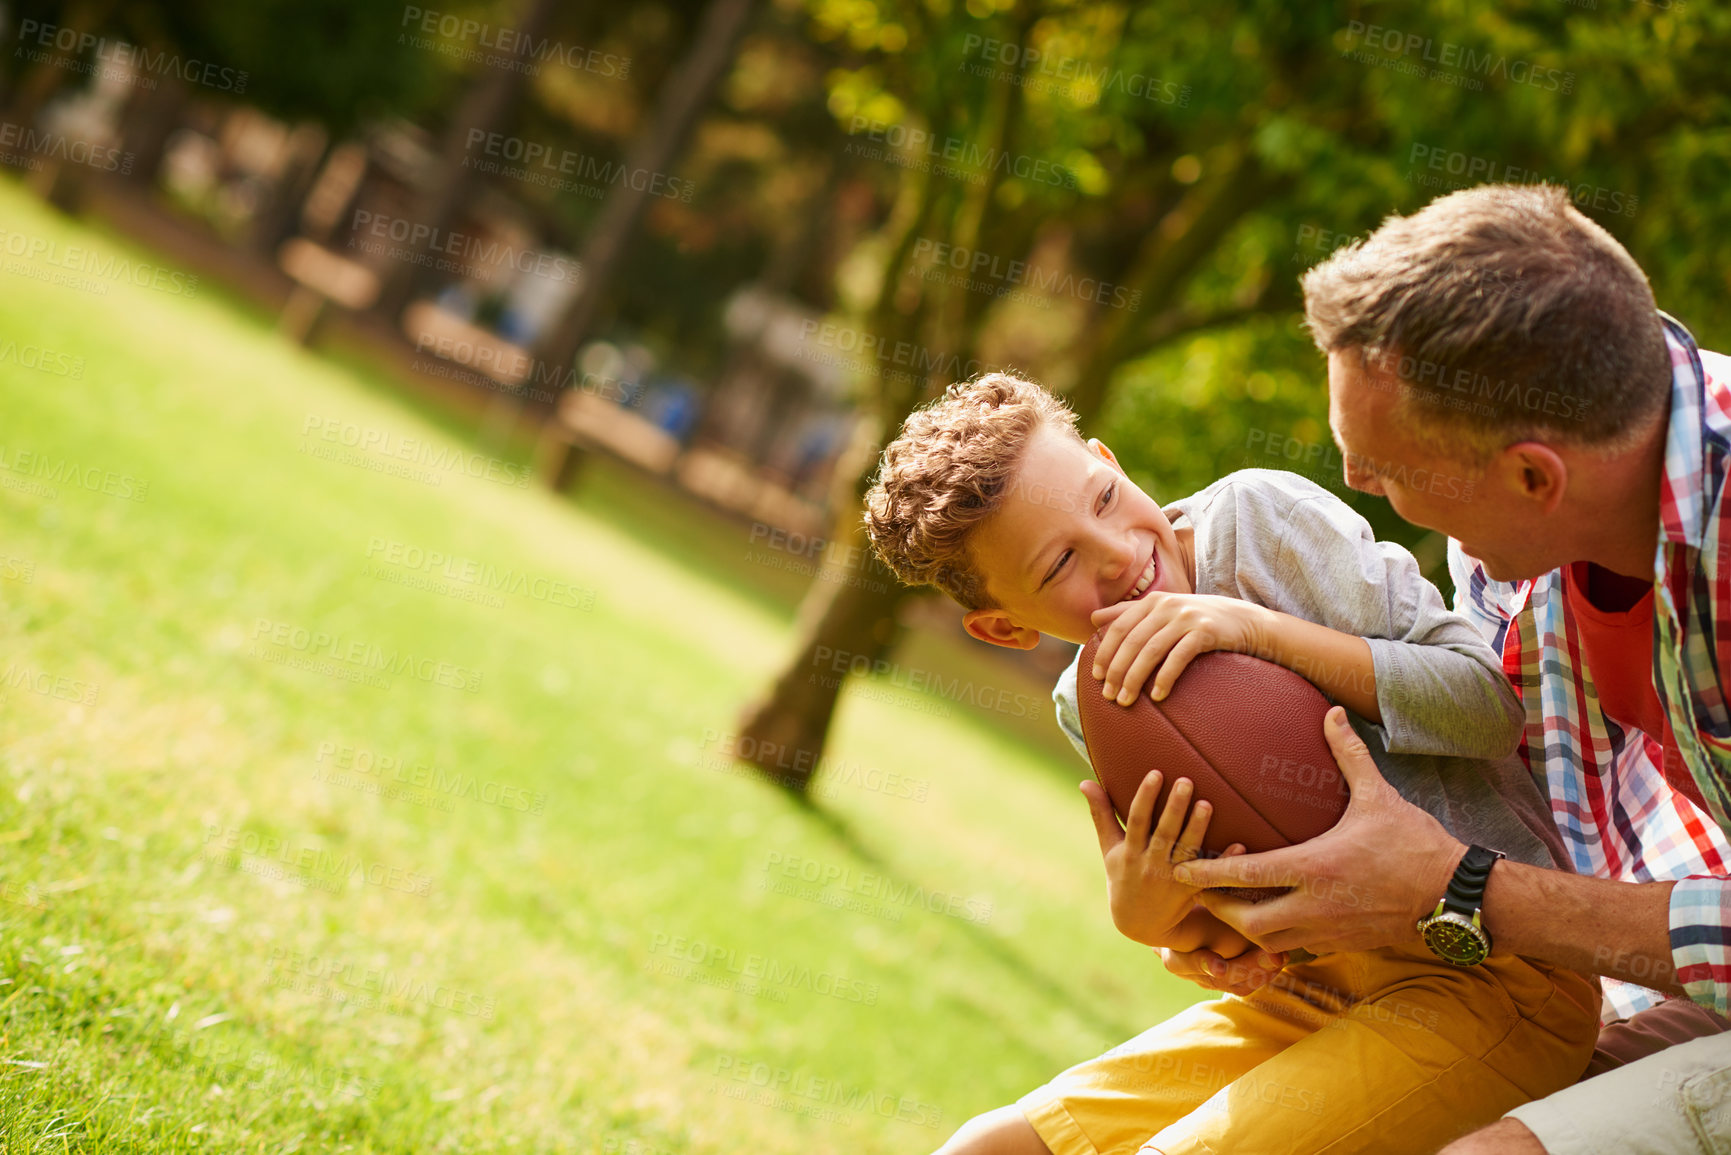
[
  {"xmin": 736, "ymin": 567, "xmax": 915, "ymax": 793},
  {"xmin": 371, "ymin": 0, "xmax": 559, "ymax": 318},
  {"xmin": 248, "ymin": 124, "xmax": 330, "ymax": 254},
  {"xmin": 115, "ymin": 71, "xmax": 188, "ymax": 187},
  {"xmin": 735, "ymin": 424, "xmax": 913, "ymax": 793},
  {"xmin": 531, "ymin": 0, "xmax": 759, "ymax": 380},
  {"xmin": 733, "ymin": 26, "xmax": 1032, "ymax": 789},
  {"xmin": 730, "ymin": 176, "xmax": 946, "ymax": 789}
]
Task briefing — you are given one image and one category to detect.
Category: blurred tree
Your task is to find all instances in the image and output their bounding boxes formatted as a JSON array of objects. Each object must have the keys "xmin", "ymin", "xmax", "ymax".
[
  {"xmin": 735, "ymin": 0, "xmax": 1331, "ymax": 788},
  {"xmin": 373, "ymin": 0, "xmax": 561, "ymax": 317},
  {"xmin": 1095, "ymin": 0, "xmax": 1731, "ymax": 571},
  {"xmin": 531, "ymin": 0, "xmax": 760, "ymax": 380},
  {"xmin": 738, "ymin": 0, "xmax": 1731, "ymax": 790},
  {"xmin": 1, "ymin": 0, "xmax": 451, "ymax": 197},
  {"xmin": 2, "ymin": 0, "xmax": 114, "ymax": 127},
  {"xmin": 136, "ymin": 0, "xmax": 450, "ymax": 134}
]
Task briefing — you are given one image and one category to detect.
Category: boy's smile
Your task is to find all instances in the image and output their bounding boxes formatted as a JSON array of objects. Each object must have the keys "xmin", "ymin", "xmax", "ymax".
[{"xmin": 962, "ymin": 427, "xmax": 1194, "ymax": 648}]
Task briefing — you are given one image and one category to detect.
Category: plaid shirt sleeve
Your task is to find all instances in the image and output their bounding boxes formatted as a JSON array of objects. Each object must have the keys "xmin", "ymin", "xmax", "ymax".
[
  {"xmin": 1658, "ymin": 339, "xmax": 1731, "ymax": 1016},
  {"xmin": 1670, "ymin": 878, "xmax": 1731, "ymax": 1015}
]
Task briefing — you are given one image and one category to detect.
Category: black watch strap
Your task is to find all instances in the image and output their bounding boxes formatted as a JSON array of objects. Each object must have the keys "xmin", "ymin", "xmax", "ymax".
[{"xmin": 1440, "ymin": 845, "xmax": 1503, "ymax": 917}]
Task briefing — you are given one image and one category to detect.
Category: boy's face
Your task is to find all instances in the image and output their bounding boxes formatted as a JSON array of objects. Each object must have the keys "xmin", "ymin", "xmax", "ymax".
[{"xmin": 962, "ymin": 427, "xmax": 1192, "ymax": 649}]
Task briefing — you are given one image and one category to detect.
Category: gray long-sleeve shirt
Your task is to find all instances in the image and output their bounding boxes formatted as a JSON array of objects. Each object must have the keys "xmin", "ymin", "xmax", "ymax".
[{"xmin": 1054, "ymin": 469, "xmax": 1569, "ymax": 870}]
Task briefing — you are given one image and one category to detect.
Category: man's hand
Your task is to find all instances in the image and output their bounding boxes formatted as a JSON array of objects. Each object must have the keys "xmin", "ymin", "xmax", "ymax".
[
  {"xmin": 1082, "ymin": 769, "xmax": 1216, "ymax": 947},
  {"xmin": 1172, "ymin": 707, "xmax": 1466, "ymax": 956},
  {"xmin": 1091, "ymin": 593, "xmax": 1270, "ymax": 706},
  {"xmin": 1158, "ymin": 906, "xmax": 1288, "ymax": 997}
]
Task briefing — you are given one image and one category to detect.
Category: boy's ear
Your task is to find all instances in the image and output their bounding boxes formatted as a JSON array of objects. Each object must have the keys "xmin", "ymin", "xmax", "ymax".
[
  {"xmin": 963, "ymin": 608, "xmax": 1042, "ymax": 651},
  {"xmin": 1087, "ymin": 437, "xmax": 1124, "ymax": 473}
]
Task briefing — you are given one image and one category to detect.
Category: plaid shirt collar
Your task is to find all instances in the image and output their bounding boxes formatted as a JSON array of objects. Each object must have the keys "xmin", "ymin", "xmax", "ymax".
[
  {"xmin": 1658, "ymin": 312, "xmax": 1713, "ymax": 552},
  {"xmin": 1451, "ymin": 314, "xmax": 1731, "ymax": 1018},
  {"xmin": 1493, "ymin": 314, "xmax": 1708, "ymax": 617}
]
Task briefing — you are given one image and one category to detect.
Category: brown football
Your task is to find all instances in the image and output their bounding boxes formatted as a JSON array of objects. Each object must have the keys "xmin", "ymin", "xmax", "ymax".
[{"xmin": 1076, "ymin": 638, "xmax": 1348, "ymax": 896}]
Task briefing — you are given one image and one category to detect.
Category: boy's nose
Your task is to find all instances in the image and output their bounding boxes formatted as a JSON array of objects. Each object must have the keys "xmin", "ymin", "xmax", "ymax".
[{"xmin": 1098, "ymin": 536, "xmax": 1138, "ymax": 581}]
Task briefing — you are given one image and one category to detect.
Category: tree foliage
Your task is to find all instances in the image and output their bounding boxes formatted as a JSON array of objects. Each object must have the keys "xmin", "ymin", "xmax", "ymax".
[{"xmin": 731, "ymin": 0, "xmax": 1731, "ymax": 775}]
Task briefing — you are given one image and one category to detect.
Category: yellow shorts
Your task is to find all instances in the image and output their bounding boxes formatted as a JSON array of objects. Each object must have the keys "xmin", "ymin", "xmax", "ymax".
[{"xmin": 1017, "ymin": 944, "xmax": 1598, "ymax": 1155}]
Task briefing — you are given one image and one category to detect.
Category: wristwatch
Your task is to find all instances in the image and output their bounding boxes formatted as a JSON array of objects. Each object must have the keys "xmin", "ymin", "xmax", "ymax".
[{"xmin": 1416, "ymin": 845, "xmax": 1504, "ymax": 967}]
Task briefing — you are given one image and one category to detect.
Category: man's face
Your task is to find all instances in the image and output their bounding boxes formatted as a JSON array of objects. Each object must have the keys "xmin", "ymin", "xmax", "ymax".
[
  {"xmin": 1326, "ymin": 348, "xmax": 1563, "ymax": 582},
  {"xmin": 964, "ymin": 427, "xmax": 1191, "ymax": 646}
]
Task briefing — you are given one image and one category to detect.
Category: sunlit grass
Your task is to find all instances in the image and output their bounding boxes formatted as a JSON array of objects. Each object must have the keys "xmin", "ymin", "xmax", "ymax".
[{"xmin": 0, "ymin": 179, "xmax": 1203, "ymax": 1152}]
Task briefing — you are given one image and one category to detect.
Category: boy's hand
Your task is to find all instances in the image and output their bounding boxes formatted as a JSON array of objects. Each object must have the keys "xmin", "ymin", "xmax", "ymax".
[
  {"xmin": 1090, "ymin": 593, "xmax": 1271, "ymax": 706},
  {"xmin": 1081, "ymin": 769, "xmax": 1215, "ymax": 947},
  {"xmin": 1176, "ymin": 708, "xmax": 1463, "ymax": 957},
  {"xmin": 1158, "ymin": 906, "xmax": 1287, "ymax": 997}
]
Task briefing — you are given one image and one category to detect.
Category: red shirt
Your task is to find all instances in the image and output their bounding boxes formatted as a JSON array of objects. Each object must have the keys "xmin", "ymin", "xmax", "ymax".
[{"xmin": 1562, "ymin": 561, "xmax": 1704, "ymax": 811}]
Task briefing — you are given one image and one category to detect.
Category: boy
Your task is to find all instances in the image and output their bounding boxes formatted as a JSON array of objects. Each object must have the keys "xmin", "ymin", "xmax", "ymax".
[{"xmin": 862, "ymin": 374, "xmax": 1598, "ymax": 1155}]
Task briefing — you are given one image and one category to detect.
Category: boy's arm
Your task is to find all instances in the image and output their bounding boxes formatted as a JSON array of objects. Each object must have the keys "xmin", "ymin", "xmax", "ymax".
[
  {"xmin": 1250, "ymin": 486, "xmax": 1524, "ymax": 759},
  {"xmin": 1246, "ymin": 609, "xmax": 1381, "ymax": 723},
  {"xmin": 1094, "ymin": 595, "xmax": 1382, "ymax": 722},
  {"xmin": 1093, "ymin": 476, "xmax": 1522, "ymax": 760},
  {"xmin": 1163, "ymin": 906, "xmax": 1281, "ymax": 955}
]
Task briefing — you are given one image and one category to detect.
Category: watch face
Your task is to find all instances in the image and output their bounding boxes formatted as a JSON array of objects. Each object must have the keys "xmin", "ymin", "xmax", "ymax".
[{"xmin": 1422, "ymin": 915, "xmax": 1490, "ymax": 966}]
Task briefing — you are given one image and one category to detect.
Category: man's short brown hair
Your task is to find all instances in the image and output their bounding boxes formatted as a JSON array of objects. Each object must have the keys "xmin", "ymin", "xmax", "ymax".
[
  {"xmin": 1302, "ymin": 184, "xmax": 1670, "ymax": 461},
  {"xmin": 863, "ymin": 372, "xmax": 1080, "ymax": 610}
]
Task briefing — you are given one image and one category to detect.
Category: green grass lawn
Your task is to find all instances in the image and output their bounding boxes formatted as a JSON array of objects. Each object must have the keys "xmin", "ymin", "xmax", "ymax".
[{"xmin": 0, "ymin": 178, "xmax": 1205, "ymax": 1153}]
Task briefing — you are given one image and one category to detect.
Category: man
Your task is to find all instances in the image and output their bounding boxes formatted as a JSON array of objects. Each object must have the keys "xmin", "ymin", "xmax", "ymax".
[{"xmin": 1172, "ymin": 183, "xmax": 1731, "ymax": 1153}]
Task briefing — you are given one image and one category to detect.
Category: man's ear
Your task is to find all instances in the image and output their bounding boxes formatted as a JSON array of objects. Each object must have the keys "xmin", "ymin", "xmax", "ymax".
[
  {"xmin": 963, "ymin": 608, "xmax": 1042, "ymax": 651},
  {"xmin": 1087, "ymin": 437, "xmax": 1124, "ymax": 473},
  {"xmin": 1497, "ymin": 442, "xmax": 1569, "ymax": 515}
]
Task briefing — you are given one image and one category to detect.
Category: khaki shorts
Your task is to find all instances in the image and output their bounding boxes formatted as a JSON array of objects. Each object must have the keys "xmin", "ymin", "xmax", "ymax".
[
  {"xmin": 1509, "ymin": 999, "xmax": 1731, "ymax": 1154},
  {"xmin": 1018, "ymin": 944, "xmax": 1598, "ymax": 1155}
]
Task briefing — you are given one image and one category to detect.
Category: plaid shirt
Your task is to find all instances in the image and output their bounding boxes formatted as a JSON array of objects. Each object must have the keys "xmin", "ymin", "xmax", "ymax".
[{"xmin": 1449, "ymin": 315, "xmax": 1731, "ymax": 1018}]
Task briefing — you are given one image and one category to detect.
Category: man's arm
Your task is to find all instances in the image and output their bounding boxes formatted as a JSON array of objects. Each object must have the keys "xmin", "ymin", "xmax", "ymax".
[
  {"xmin": 1173, "ymin": 707, "xmax": 1689, "ymax": 997},
  {"xmin": 1483, "ymin": 859, "xmax": 1682, "ymax": 996}
]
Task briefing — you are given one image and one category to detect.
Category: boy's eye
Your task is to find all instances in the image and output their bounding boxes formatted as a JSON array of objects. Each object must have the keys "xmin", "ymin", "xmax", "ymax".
[
  {"xmin": 1098, "ymin": 482, "xmax": 1116, "ymax": 511},
  {"xmin": 1042, "ymin": 550, "xmax": 1072, "ymax": 589}
]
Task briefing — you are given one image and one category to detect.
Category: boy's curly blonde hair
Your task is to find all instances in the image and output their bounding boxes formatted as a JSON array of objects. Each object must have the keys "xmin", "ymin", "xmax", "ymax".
[{"xmin": 862, "ymin": 372, "xmax": 1081, "ymax": 610}]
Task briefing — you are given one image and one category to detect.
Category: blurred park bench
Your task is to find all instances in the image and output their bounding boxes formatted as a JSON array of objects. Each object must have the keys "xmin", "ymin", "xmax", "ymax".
[{"xmin": 277, "ymin": 238, "xmax": 380, "ymax": 344}]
